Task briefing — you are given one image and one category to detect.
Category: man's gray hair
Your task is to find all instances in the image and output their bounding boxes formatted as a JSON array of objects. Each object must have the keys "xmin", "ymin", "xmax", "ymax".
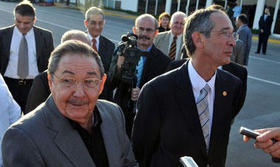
[
  {"xmin": 48, "ymin": 40, "xmax": 104, "ymax": 78},
  {"xmin": 170, "ymin": 11, "xmax": 186, "ymax": 25},
  {"xmin": 61, "ymin": 29, "xmax": 90, "ymax": 45},
  {"xmin": 135, "ymin": 14, "xmax": 158, "ymax": 30},
  {"xmin": 85, "ymin": 7, "xmax": 104, "ymax": 21},
  {"xmin": 184, "ymin": 8, "xmax": 224, "ymax": 56}
]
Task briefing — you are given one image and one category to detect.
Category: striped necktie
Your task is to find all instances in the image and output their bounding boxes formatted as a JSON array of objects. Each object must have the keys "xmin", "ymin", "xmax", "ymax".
[
  {"xmin": 196, "ymin": 84, "xmax": 211, "ymax": 150},
  {"xmin": 168, "ymin": 35, "xmax": 177, "ymax": 60},
  {"xmin": 17, "ymin": 34, "xmax": 28, "ymax": 79}
]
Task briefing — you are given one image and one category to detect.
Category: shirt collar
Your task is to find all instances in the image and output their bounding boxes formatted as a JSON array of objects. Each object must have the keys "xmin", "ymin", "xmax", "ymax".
[
  {"xmin": 138, "ymin": 45, "xmax": 153, "ymax": 52},
  {"xmin": 14, "ymin": 26, "xmax": 34, "ymax": 37},
  {"xmin": 88, "ymin": 33, "xmax": 100, "ymax": 42},
  {"xmin": 68, "ymin": 106, "xmax": 102, "ymax": 130},
  {"xmin": 188, "ymin": 60, "xmax": 216, "ymax": 92}
]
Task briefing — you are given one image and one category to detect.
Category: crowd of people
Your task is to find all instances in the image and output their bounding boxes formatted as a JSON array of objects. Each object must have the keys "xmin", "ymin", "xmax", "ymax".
[{"xmin": 0, "ymin": 0, "xmax": 278, "ymax": 167}]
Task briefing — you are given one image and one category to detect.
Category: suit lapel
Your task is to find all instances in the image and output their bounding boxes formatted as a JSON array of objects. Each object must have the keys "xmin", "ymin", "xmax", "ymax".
[
  {"xmin": 3, "ymin": 26, "xmax": 14, "ymax": 59},
  {"xmin": 98, "ymin": 36, "xmax": 104, "ymax": 55},
  {"xmin": 97, "ymin": 101, "xmax": 120, "ymax": 167},
  {"xmin": 34, "ymin": 26, "xmax": 42, "ymax": 61},
  {"xmin": 45, "ymin": 97, "xmax": 96, "ymax": 167},
  {"xmin": 174, "ymin": 61, "xmax": 207, "ymax": 151},
  {"xmin": 209, "ymin": 70, "xmax": 229, "ymax": 151}
]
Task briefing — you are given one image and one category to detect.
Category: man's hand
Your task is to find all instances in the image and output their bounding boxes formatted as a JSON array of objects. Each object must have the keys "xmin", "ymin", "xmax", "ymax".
[
  {"xmin": 243, "ymin": 128, "xmax": 280, "ymax": 158},
  {"xmin": 131, "ymin": 87, "xmax": 140, "ymax": 101}
]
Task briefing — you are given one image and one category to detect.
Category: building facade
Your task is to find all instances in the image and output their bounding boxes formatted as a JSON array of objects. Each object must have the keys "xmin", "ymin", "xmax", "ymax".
[{"xmin": 118, "ymin": 0, "xmax": 280, "ymax": 37}]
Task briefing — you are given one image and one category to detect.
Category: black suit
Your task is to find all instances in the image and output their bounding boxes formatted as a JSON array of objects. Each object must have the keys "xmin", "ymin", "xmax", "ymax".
[
  {"xmin": 97, "ymin": 35, "xmax": 115, "ymax": 101},
  {"xmin": 108, "ymin": 44, "xmax": 170, "ymax": 136},
  {"xmin": 132, "ymin": 61, "xmax": 244, "ymax": 167},
  {"xmin": 25, "ymin": 71, "xmax": 50, "ymax": 113},
  {"xmin": 257, "ymin": 15, "xmax": 273, "ymax": 54},
  {"xmin": 0, "ymin": 25, "xmax": 54, "ymax": 113},
  {"xmin": 167, "ymin": 58, "xmax": 247, "ymax": 109}
]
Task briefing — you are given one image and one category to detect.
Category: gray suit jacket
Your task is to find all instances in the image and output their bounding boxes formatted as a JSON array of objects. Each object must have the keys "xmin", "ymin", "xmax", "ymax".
[
  {"xmin": 236, "ymin": 25, "xmax": 252, "ymax": 65},
  {"xmin": 153, "ymin": 31, "xmax": 183, "ymax": 60},
  {"xmin": 231, "ymin": 39, "xmax": 245, "ymax": 65},
  {"xmin": 2, "ymin": 97, "xmax": 137, "ymax": 167}
]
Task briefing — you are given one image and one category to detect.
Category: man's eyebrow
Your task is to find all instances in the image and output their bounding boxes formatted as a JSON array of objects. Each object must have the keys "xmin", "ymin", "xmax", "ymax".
[
  {"xmin": 87, "ymin": 71, "xmax": 99, "ymax": 76},
  {"xmin": 62, "ymin": 70, "xmax": 74, "ymax": 75},
  {"xmin": 219, "ymin": 27, "xmax": 232, "ymax": 31}
]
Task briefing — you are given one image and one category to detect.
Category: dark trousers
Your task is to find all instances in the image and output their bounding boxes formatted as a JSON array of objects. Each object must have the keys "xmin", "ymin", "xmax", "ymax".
[
  {"xmin": 4, "ymin": 77, "xmax": 33, "ymax": 114},
  {"xmin": 257, "ymin": 33, "xmax": 269, "ymax": 54}
]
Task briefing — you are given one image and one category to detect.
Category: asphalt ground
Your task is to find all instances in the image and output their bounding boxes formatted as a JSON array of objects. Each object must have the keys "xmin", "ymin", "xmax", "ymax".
[{"xmin": 1, "ymin": 2, "xmax": 280, "ymax": 166}]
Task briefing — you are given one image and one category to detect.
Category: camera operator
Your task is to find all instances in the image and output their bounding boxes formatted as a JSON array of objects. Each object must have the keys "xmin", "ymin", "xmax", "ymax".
[{"xmin": 108, "ymin": 14, "xmax": 170, "ymax": 137}]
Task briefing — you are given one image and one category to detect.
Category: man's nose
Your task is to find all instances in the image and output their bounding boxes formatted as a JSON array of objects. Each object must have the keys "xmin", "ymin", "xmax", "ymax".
[{"xmin": 73, "ymin": 83, "xmax": 86, "ymax": 97}]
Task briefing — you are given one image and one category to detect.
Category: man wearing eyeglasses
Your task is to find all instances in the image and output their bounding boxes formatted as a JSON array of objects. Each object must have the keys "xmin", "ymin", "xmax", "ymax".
[
  {"xmin": 154, "ymin": 11, "xmax": 186, "ymax": 60},
  {"xmin": 132, "ymin": 8, "xmax": 244, "ymax": 167},
  {"xmin": 108, "ymin": 14, "xmax": 170, "ymax": 137},
  {"xmin": 2, "ymin": 41, "xmax": 137, "ymax": 167}
]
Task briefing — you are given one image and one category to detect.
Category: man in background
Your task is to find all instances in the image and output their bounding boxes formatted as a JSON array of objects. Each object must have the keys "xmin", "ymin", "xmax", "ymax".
[
  {"xmin": 236, "ymin": 14, "xmax": 252, "ymax": 65},
  {"xmin": 154, "ymin": 11, "xmax": 186, "ymax": 60},
  {"xmin": 84, "ymin": 7, "xmax": 115, "ymax": 100},
  {"xmin": 256, "ymin": 7, "xmax": 273, "ymax": 55},
  {"xmin": 0, "ymin": 0, "xmax": 54, "ymax": 114},
  {"xmin": 108, "ymin": 14, "xmax": 170, "ymax": 137}
]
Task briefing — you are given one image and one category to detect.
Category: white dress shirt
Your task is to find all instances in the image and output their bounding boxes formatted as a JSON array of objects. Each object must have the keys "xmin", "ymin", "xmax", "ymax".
[
  {"xmin": 0, "ymin": 74, "xmax": 21, "ymax": 167},
  {"xmin": 88, "ymin": 33, "xmax": 100, "ymax": 52},
  {"xmin": 188, "ymin": 60, "xmax": 216, "ymax": 137},
  {"xmin": 168, "ymin": 33, "xmax": 182, "ymax": 60},
  {"xmin": 4, "ymin": 26, "xmax": 39, "ymax": 79}
]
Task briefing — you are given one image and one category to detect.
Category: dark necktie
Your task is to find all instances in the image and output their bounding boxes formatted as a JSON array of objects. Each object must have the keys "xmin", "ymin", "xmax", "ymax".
[
  {"xmin": 169, "ymin": 35, "xmax": 177, "ymax": 60},
  {"xmin": 92, "ymin": 38, "xmax": 97, "ymax": 52},
  {"xmin": 17, "ymin": 34, "xmax": 28, "ymax": 79}
]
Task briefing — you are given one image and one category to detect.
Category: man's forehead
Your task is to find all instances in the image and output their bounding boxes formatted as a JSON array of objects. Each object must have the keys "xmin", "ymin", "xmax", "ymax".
[
  {"xmin": 210, "ymin": 12, "xmax": 233, "ymax": 30},
  {"xmin": 137, "ymin": 17, "xmax": 155, "ymax": 27},
  {"xmin": 88, "ymin": 14, "xmax": 104, "ymax": 21}
]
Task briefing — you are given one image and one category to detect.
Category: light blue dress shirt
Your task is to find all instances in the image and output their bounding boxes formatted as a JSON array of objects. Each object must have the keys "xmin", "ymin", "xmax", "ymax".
[
  {"xmin": 136, "ymin": 46, "xmax": 152, "ymax": 87},
  {"xmin": 0, "ymin": 74, "xmax": 21, "ymax": 167}
]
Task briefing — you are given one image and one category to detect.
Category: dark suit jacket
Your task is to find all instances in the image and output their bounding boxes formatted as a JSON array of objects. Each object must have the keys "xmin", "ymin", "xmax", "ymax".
[
  {"xmin": 98, "ymin": 35, "xmax": 115, "ymax": 101},
  {"xmin": 109, "ymin": 44, "xmax": 170, "ymax": 111},
  {"xmin": 132, "ymin": 61, "xmax": 244, "ymax": 167},
  {"xmin": 0, "ymin": 25, "xmax": 54, "ymax": 75},
  {"xmin": 167, "ymin": 58, "xmax": 247, "ymax": 109},
  {"xmin": 25, "ymin": 71, "xmax": 49, "ymax": 113},
  {"xmin": 3, "ymin": 97, "xmax": 137, "ymax": 167},
  {"xmin": 258, "ymin": 15, "xmax": 273, "ymax": 35}
]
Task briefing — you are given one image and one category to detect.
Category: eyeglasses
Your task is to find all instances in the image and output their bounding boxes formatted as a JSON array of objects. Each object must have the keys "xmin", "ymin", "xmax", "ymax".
[
  {"xmin": 137, "ymin": 27, "xmax": 155, "ymax": 33},
  {"xmin": 212, "ymin": 30, "xmax": 235, "ymax": 40},
  {"xmin": 53, "ymin": 73, "xmax": 101, "ymax": 89}
]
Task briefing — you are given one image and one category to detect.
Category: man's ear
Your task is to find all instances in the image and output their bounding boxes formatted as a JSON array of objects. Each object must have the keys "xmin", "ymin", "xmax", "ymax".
[
  {"xmin": 154, "ymin": 29, "xmax": 159, "ymax": 36},
  {"xmin": 98, "ymin": 74, "xmax": 107, "ymax": 95},
  {"xmin": 47, "ymin": 73, "xmax": 53, "ymax": 91},
  {"xmin": 192, "ymin": 31, "xmax": 205, "ymax": 49},
  {"xmin": 33, "ymin": 16, "xmax": 37, "ymax": 24},
  {"xmin": 84, "ymin": 20, "xmax": 88, "ymax": 28},
  {"xmin": 132, "ymin": 26, "xmax": 137, "ymax": 34}
]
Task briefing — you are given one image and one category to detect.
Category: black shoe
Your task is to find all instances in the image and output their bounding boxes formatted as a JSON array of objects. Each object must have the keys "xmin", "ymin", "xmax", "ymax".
[
  {"xmin": 255, "ymin": 51, "xmax": 260, "ymax": 54},
  {"xmin": 262, "ymin": 53, "xmax": 266, "ymax": 55}
]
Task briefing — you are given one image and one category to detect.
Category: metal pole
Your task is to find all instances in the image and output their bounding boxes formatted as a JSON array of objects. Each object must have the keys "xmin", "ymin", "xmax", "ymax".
[
  {"xmin": 155, "ymin": 0, "xmax": 158, "ymax": 16},
  {"xmin": 145, "ymin": 0, "xmax": 149, "ymax": 13},
  {"xmin": 185, "ymin": 0, "xmax": 190, "ymax": 15},
  {"xmin": 196, "ymin": 0, "xmax": 199, "ymax": 10},
  {"xmin": 225, "ymin": 0, "xmax": 228, "ymax": 9},
  {"xmin": 271, "ymin": 0, "xmax": 280, "ymax": 34},
  {"xmin": 177, "ymin": 0, "xmax": 181, "ymax": 11}
]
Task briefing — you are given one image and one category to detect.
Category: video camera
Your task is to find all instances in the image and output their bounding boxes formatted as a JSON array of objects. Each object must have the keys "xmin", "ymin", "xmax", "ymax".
[{"xmin": 117, "ymin": 32, "xmax": 141, "ymax": 85}]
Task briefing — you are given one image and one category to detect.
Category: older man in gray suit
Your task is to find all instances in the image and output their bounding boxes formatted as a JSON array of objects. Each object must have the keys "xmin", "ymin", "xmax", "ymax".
[
  {"xmin": 154, "ymin": 11, "xmax": 186, "ymax": 60},
  {"xmin": 2, "ymin": 41, "xmax": 137, "ymax": 167}
]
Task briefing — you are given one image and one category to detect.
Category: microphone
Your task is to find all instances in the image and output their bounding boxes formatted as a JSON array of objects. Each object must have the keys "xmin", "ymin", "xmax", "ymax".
[{"xmin": 180, "ymin": 156, "xmax": 199, "ymax": 167}]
